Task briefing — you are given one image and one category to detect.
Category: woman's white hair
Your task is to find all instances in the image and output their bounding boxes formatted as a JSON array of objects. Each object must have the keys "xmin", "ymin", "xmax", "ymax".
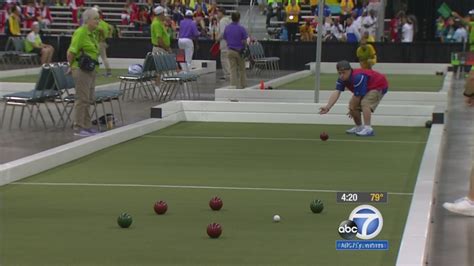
[{"xmin": 82, "ymin": 8, "xmax": 99, "ymax": 25}]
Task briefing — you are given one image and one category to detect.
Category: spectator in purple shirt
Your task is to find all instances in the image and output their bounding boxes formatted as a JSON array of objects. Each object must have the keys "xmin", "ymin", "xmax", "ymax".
[
  {"xmin": 223, "ymin": 11, "xmax": 248, "ymax": 89},
  {"xmin": 178, "ymin": 10, "xmax": 200, "ymax": 72}
]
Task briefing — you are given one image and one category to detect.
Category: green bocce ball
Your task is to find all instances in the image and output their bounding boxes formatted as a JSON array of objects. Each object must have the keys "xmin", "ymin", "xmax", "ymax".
[
  {"xmin": 310, "ymin": 200, "xmax": 324, "ymax": 213},
  {"xmin": 117, "ymin": 213, "xmax": 133, "ymax": 228}
]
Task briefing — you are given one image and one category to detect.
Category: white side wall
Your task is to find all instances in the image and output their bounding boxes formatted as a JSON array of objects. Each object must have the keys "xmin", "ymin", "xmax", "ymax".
[
  {"xmin": 307, "ymin": 62, "xmax": 449, "ymax": 75},
  {"xmin": 215, "ymin": 89, "xmax": 447, "ymax": 107},
  {"xmin": 0, "ymin": 118, "xmax": 181, "ymax": 186},
  {"xmin": 396, "ymin": 124, "xmax": 445, "ymax": 265},
  {"xmin": 0, "ymin": 82, "xmax": 122, "ymax": 97},
  {"xmin": 216, "ymin": 67, "xmax": 448, "ymax": 108},
  {"xmin": 154, "ymin": 101, "xmax": 434, "ymax": 127},
  {"xmin": 244, "ymin": 70, "xmax": 311, "ymax": 90}
]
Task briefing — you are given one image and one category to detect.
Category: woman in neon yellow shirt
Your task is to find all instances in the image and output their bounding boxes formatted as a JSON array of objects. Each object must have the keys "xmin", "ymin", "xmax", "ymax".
[
  {"xmin": 7, "ymin": 6, "xmax": 21, "ymax": 36},
  {"xmin": 356, "ymin": 37, "xmax": 377, "ymax": 69},
  {"xmin": 67, "ymin": 8, "xmax": 101, "ymax": 137},
  {"xmin": 25, "ymin": 22, "xmax": 55, "ymax": 64},
  {"xmin": 285, "ymin": 0, "xmax": 300, "ymax": 42}
]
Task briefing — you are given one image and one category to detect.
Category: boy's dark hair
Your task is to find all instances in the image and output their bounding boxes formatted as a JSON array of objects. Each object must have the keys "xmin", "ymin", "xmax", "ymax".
[
  {"xmin": 231, "ymin": 12, "xmax": 240, "ymax": 22},
  {"xmin": 336, "ymin": 60, "xmax": 352, "ymax": 71}
]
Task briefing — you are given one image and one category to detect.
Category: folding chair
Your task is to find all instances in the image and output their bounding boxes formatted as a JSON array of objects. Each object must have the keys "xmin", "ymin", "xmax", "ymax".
[
  {"xmin": 49, "ymin": 63, "xmax": 82, "ymax": 128},
  {"xmin": 154, "ymin": 53, "xmax": 200, "ymax": 101},
  {"xmin": 50, "ymin": 63, "xmax": 124, "ymax": 130},
  {"xmin": 1, "ymin": 65, "xmax": 58, "ymax": 129},
  {"xmin": 95, "ymin": 88, "xmax": 124, "ymax": 128},
  {"xmin": 249, "ymin": 42, "xmax": 280, "ymax": 76},
  {"xmin": 0, "ymin": 38, "xmax": 12, "ymax": 67},
  {"xmin": 151, "ymin": 53, "xmax": 174, "ymax": 101},
  {"xmin": 118, "ymin": 53, "xmax": 157, "ymax": 100},
  {"xmin": 0, "ymin": 37, "xmax": 20, "ymax": 67},
  {"xmin": 10, "ymin": 37, "xmax": 40, "ymax": 66}
]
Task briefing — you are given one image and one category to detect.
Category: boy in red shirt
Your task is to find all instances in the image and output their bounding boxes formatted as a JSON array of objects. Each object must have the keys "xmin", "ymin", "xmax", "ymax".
[{"xmin": 319, "ymin": 60, "xmax": 389, "ymax": 136}]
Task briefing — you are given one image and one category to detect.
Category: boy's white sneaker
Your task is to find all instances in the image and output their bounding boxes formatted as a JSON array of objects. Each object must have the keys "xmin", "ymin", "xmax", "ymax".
[
  {"xmin": 443, "ymin": 197, "xmax": 474, "ymax": 217},
  {"xmin": 346, "ymin": 126, "xmax": 364, "ymax": 134},
  {"xmin": 356, "ymin": 126, "xmax": 375, "ymax": 137}
]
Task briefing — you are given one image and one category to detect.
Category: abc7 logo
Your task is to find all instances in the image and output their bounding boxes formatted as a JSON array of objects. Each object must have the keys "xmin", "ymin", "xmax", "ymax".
[{"xmin": 338, "ymin": 205, "xmax": 383, "ymax": 240}]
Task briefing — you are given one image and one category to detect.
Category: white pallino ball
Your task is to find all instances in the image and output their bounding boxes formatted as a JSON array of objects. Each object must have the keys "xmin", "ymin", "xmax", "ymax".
[{"xmin": 273, "ymin": 215, "xmax": 281, "ymax": 222}]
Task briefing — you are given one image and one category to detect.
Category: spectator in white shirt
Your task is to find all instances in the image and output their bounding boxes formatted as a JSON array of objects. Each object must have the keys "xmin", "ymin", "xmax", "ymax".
[
  {"xmin": 26, "ymin": 22, "xmax": 54, "ymax": 64},
  {"xmin": 345, "ymin": 17, "xmax": 361, "ymax": 43},
  {"xmin": 452, "ymin": 20, "xmax": 468, "ymax": 43},
  {"xmin": 361, "ymin": 9, "xmax": 377, "ymax": 39},
  {"xmin": 331, "ymin": 17, "xmax": 345, "ymax": 41},
  {"xmin": 401, "ymin": 16, "xmax": 414, "ymax": 43},
  {"xmin": 216, "ymin": 7, "xmax": 231, "ymax": 81},
  {"xmin": 351, "ymin": 10, "xmax": 363, "ymax": 33},
  {"xmin": 322, "ymin": 17, "xmax": 333, "ymax": 36}
]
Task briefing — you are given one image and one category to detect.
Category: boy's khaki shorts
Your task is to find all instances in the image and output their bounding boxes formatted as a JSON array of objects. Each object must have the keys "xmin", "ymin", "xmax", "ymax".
[{"xmin": 351, "ymin": 90, "xmax": 384, "ymax": 112}]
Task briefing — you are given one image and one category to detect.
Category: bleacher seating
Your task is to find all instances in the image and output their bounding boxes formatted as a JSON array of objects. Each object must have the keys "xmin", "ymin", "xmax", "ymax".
[
  {"xmin": 41, "ymin": 0, "xmax": 239, "ymax": 37},
  {"xmin": 265, "ymin": 2, "xmax": 394, "ymax": 41},
  {"xmin": 266, "ymin": 3, "xmax": 355, "ymax": 40},
  {"xmin": 266, "ymin": 3, "xmax": 322, "ymax": 38}
]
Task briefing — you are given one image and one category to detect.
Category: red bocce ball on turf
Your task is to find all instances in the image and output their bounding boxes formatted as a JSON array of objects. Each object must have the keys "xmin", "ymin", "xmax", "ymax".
[
  {"xmin": 320, "ymin": 132, "xmax": 329, "ymax": 141},
  {"xmin": 154, "ymin": 200, "xmax": 168, "ymax": 215},
  {"xmin": 209, "ymin": 196, "xmax": 223, "ymax": 211},
  {"xmin": 207, "ymin": 223, "xmax": 222, "ymax": 238}
]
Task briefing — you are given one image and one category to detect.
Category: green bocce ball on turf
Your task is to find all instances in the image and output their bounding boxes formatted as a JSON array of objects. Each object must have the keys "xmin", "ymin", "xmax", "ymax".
[
  {"xmin": 310, "ymin": 200, "xmax": 324, "ymax": 213},
  {"xmin": 117, "ymin": 213, "xmax": 133, "ymax": 228}
]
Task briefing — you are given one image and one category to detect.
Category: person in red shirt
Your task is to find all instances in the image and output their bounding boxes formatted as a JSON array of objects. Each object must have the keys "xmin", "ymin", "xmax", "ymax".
[
  {"xmin": 134, "ymin": 5, "xmax": 149, "ymax": 30},
  {"xmin": 121, "ymin": 0, "xmax": 139, "ymax": 25},
  {"xmin": 389, "ymin": 11, "xmax": 404, "ymax": 42},
  {"xmin": 23, "ymin": 0, "xmax": 39, "ymax": 29},
  {"xmin": 67, "ymin": 0, "xmax": 84, "ymax": 24},
  {"xmin": 319, "ymin": 60, "xmax": 389, "ymax": 136},
  {"xmin": 0, "ymin": 7, "xmax": 6, "ymax": 34}
]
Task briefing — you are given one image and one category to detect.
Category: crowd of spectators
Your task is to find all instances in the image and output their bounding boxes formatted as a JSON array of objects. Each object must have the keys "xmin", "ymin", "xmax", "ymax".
[
  {"xmin": 266, "ymin": 0, "xmax": 376, "ymax": 42},
  {"xmin": 0, "ymin": 0, "xmax": 224, "ymax": 40},
  {"xmin": 1, "ymin": 0, "xmax": 472, "ymax": 47},
  {"xmin": 120, "ymin": 0, "xmax": 224, "ymax": 41},
  {"xmin": 435, "ymin": 10, "xmax": 474, "ymax": 44},
  {"xmin": 265, "ymin": 0, "xmax": 419, "ymax": 44},
  {"xmin": 1, "ymin": 0, "xmax": 53, "ymax": 35}
]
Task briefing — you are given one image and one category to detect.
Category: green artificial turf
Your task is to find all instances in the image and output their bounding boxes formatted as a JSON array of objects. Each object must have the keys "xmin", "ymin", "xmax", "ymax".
[
  {"xmin": 277, "ymin": 73, "xmax": 444, "ymax": 92},
  {"xmin": 0, "ymin": 69, "xmax": 127, "ymax": 86},
  {"xmin": 0, "ymin": 122, "xmax": 430, "ymax": 265}
]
